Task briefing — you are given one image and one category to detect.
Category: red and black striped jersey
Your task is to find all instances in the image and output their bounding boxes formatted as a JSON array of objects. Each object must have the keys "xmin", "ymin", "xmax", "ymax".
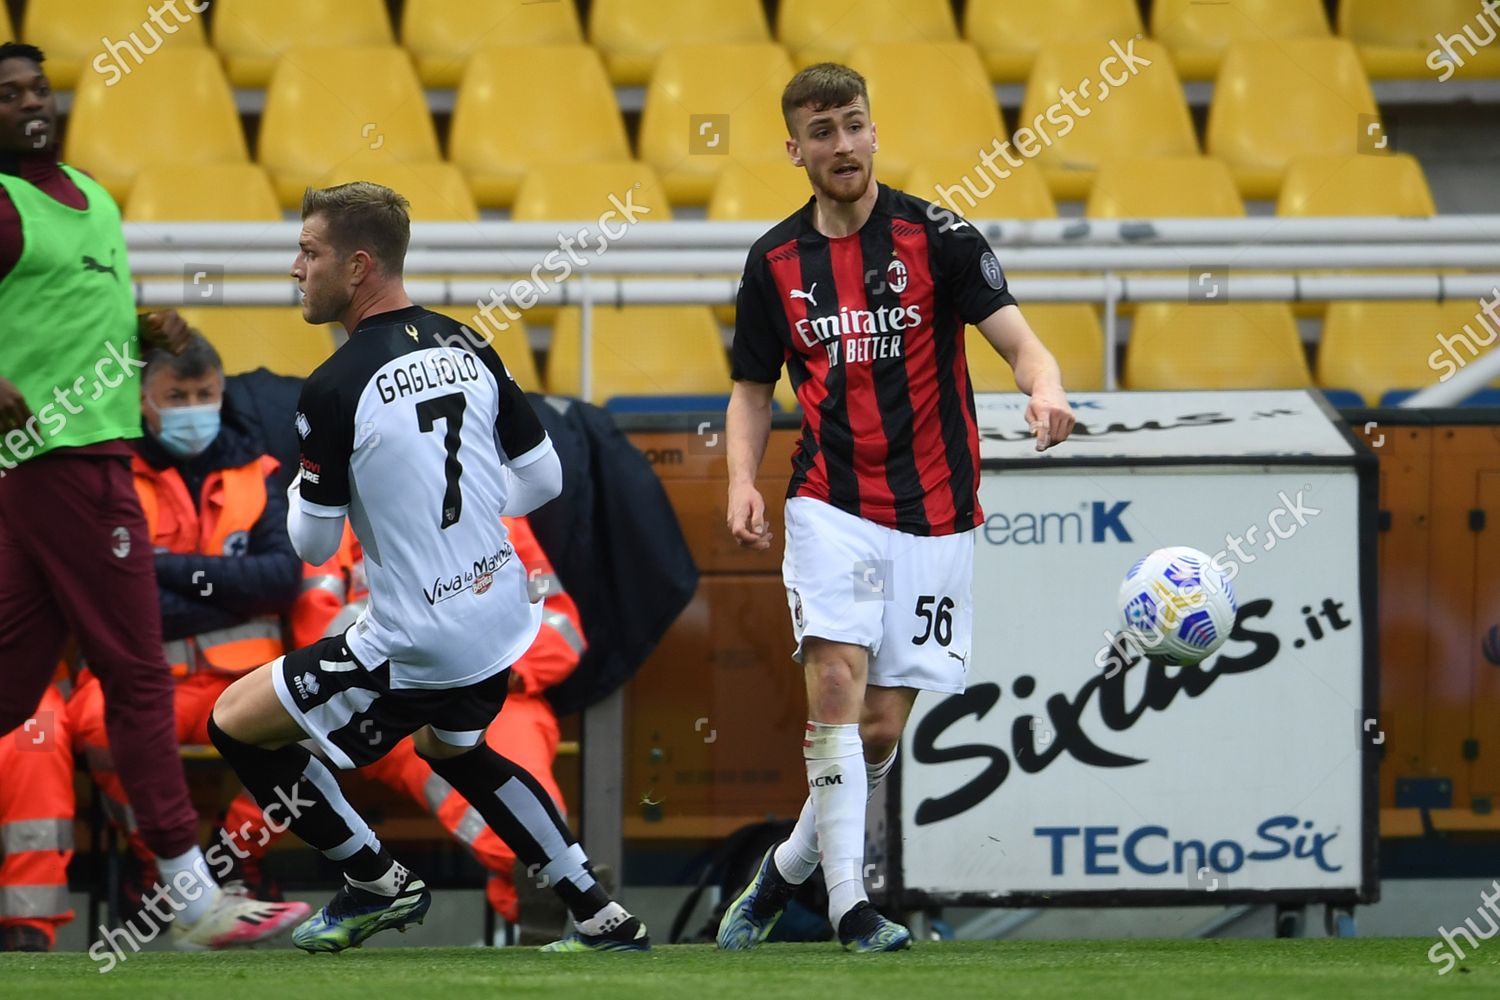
[{"xmin": 731, "ymin": 183, "xmax": 1017, "ymax": 537}]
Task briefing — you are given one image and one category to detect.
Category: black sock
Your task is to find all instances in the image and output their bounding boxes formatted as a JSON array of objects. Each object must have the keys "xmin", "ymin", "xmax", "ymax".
[
  {"xmin": 207, "ymin": 715, "xmax": 392, "ymax": 882},
  {"xmin": 420, "ymin": 742, "xmax": 610, "ymax": 922}
]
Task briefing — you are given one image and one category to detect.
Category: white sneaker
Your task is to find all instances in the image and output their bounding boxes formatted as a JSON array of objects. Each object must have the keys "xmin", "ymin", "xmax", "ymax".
[{"xmin": 171, "ymin": 886, "xmax": 310, "ymax": 951}]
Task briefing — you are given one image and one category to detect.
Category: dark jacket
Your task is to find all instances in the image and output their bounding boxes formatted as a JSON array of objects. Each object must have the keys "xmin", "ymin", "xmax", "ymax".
[
  {"xmin": 526, "ymin": 395, "xmax": 699, "ymax": 716},
  {"xmin": 134, "ymin": 419, "xmax": 302, "ymax": 641},
  {"xmin": 223, "ymin": 367, "xmax": 306, "ymax": 494}
]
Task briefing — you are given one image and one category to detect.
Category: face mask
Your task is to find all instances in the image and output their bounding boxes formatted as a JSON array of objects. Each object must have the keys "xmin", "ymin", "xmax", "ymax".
[{"xmin": 153, "ymin": 402, "xmax": 221, "ymax": 458}]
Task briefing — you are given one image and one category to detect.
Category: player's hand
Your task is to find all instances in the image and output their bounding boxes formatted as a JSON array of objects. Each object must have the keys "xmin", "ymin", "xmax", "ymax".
[
  {"xmin": 0, "ymin": 376, "xmax": 33, "ymax": 434},
  {"xmin": 727, "ymin": 481, "xmax": 773, "ymax": 550},
  {"xmin": 140, "ymin": 310, "xmax": 191, "ymax": 354},
  {"xmin": 1025, "ymin": 386, "xmax": 1075, "ymax": 452}
]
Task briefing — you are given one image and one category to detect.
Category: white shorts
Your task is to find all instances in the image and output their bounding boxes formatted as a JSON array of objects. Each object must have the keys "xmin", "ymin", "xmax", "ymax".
[{"xmin": 782, "ymin": 496, "xmax": 975, "ymax": 694}]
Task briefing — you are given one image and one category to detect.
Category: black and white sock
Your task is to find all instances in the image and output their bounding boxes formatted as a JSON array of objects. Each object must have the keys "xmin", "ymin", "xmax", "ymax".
[
  {"xmin": 207, "ymin": 715, "xmax": 394, "ymax": 884},
  {"xmin": 418, "ymin": 742, "xmax": 613, "ymax": 925}
]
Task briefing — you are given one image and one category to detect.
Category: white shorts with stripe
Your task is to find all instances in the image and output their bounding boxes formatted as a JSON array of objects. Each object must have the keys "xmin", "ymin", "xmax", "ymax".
[{"xmin": 781, "ymin": 496, "xmax": 975, "ymax": 694}]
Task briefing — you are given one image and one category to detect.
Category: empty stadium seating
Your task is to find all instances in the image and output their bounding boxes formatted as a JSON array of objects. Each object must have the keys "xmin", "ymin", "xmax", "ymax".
[
  {"xmin": 1125, "ymin": 303, "xmax": 1313, "ymax": 389},
  {"xmin": 847, "ymin": 43, "xmax": 1003, "ymax": 187},
  {"xmin": 1151, "ymin": 0, "xmax": 1331, "ymax": 82},
  {"xmin": 1086, "ymin": 157, "xmax": 1245, "ymax": 218},
  {"xmin": 63, "ymin": 48, "xmax": 246, "ymax": 205},
  {"xmin": 425, "ymin": 305, "xmax": 542, "ymax": 391},
  {"xmin": 510, "ymin": 161, "xmax": 672, "ymax": 222},
  {"xmin": 1020, "ymin": 40, "xmax": 1197, "ymax": 200},
  {"xmin": 964, "ymin": 0, "xmax": 1144, "ymax": 82},
  {"xmin": 259, "ymin": 47, "xmax": 439, "ymax": 209},
  {"xmin": 1207, "ymin": 38, "xmax": 1383, "ymax": 199},
  {"xmin": 546, "ymin": 306, "xmax": 730, "ymax": 402},
  {"xmin": 707, "ymin": 160, "xmax": 811, "ymax": 222},
  {"xmin": 401, "ymin": 0, "xmax": 584, "ymax": 88},
  {"xmin": 1319, "ymin": 300, "xmax": 1499, "ymax": 404},
  {"xmin": 124, "ymin": 164, "xmax": 281, "ymax": 222},
  {"xmin": 1276, "ymin": 154, "xmax": 1437, "ymax": 216},
  {"xmin": 779, "ymin": 0, "xmax": 958, "ymax": 69},
  {"xmin": 905, "ymin": 159, "xmax": 1057, "ymax": 220},
  {"xmin": 322, "ymin": 159, "xmax": 480, "ymax": 221},
  {"xmin": 1339, "ymin": 0, "xmax": 1500, "ymax": 80},
  {"xmin": 590, "ymin": 0, "xmax": 770, "ymax": 86},
  {"xmin": 638, "ymin": 43, "xmax": 795, "ymax": 205},
  {"xmin": 966, "ymin": 306, "xmax": 1105, "ymax": 392},
  {"xmin": 22, "ymin": 0, "xmax": 208, "ymax": 90},
  {"xmin": 178, "ymin": 307, "xmax": 337, "ymax": 378},
  {"xmin": 211, "ymin": 0, "xmax": 395, "ymax": 88},
  {"xmin": 449, "ymin": 45, "xmax": 629, "ymax": 210}
]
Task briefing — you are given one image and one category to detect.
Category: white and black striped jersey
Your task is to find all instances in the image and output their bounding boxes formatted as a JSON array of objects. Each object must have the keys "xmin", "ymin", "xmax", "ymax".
[{"xmin": 294, "ymin": 306, "xmax": 550, "ymax": 689}]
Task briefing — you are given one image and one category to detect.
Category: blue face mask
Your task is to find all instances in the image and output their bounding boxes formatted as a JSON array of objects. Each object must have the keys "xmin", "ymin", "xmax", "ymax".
[{"xmin": 153, "ymin": 402, "xmax": 221, "ymax": 458}]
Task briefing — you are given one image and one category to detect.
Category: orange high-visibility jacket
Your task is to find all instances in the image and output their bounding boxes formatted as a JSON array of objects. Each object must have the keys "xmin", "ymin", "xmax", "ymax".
[{"xmin": 132, "ymin": 453, "xmax": 284, "ymax": 676}]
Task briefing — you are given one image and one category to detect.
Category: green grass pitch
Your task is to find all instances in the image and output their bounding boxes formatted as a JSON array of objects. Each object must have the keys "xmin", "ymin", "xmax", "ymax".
[{"xmin": 1, "ymin": 939, "xmax": 1493, "ymax": 999}]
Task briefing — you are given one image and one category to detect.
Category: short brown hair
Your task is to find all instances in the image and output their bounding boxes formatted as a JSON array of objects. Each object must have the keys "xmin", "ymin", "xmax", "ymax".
[
  {"xmin": 301, "ymin": 181, "xmax": 411, "ymax": 276},
  {"xmin": 781, "ymin": 63, "xmax": 870, "ymax": 135}
]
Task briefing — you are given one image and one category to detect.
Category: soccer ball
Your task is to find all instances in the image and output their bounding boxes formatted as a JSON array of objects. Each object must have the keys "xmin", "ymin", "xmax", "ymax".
[{"xmin": 1117, "ymin": 546, "xmax": 1237, "ymax": 665}]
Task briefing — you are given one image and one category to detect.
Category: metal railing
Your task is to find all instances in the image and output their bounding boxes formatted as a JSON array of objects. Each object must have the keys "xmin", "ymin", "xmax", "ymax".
[{"xmin": 124, "ymin": 217, "xmax": 1500, "ymax": 399}]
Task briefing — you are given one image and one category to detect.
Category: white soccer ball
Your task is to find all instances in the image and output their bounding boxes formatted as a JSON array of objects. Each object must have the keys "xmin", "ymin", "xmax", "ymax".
[{"xmin": 1117, "ymin": 546, "xmax": 1237, "ymax": 665}]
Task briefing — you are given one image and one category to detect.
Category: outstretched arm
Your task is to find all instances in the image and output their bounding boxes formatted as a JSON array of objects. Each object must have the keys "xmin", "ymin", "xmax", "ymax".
[
  {"xmin": 726, "ymin": 379, "xmax": 775, "ymax": 549},
  {"xmin": 975, "ymin": 304, "xmax": 1076, "ymax": 451}
]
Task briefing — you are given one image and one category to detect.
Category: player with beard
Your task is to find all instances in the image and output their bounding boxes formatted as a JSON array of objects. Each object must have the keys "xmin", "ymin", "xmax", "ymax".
[{"xmin": 718, "ymin": 63, "xmax": 1076, "ymax": 952}]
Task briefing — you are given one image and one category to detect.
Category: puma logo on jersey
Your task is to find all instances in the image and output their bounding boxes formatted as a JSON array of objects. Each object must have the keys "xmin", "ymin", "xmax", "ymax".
[
  {"xmin": 789, "ymin": 283, "xmax": 818, "ymax": 307},
  {"xmin": 81, "ymin": 250, "xmax": 119, "ymax": 282}
]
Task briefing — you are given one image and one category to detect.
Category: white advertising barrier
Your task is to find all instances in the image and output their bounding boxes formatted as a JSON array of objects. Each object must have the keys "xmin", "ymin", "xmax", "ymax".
[{"xmin": 885, "ymin": 390, "xmax": 1380, "ymax": 907}]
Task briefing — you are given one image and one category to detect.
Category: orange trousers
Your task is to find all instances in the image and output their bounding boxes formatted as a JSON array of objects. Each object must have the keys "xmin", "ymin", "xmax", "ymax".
[
  {"xmin": 0, "ymin": 686, "xmax": 76, "ymax": 947},
  {"xmin": 225, "ymin": 693, "xmax": 566, "ymax": 922}
]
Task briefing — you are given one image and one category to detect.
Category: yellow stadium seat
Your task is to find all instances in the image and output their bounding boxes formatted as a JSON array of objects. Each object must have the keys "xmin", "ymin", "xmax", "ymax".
[
  {"xmin": 966, "ymin": 306, "xmax": 1105, "ymax": 392},
  {"xmin": 1339, "ymin": 0, "xmax": 1500, "ymax": 80},
  {"xmin": 1125, "ymin": 303, "xmax": 1312, "ymax": 389},
  {"xmin": 906, "ymin": 159, "xmax": 1057, "ymax": 220},
  {"xmin": 64, "ymin": 49, "xmax": 245, "ymax": 205},
  {"xmin": 322, "ymin": 159, "xmax": 479, "ymax": 221},
  {"xmin": 547, "ymin": 306, "xmax": 730, "ymax": 402},
  {"xmin": 450, "ymin": 46, "xmax": 628, "ymax": 209},
  {"xmin": 259, "ymin": 47, "xmax": 439, "ymax": 209},
  {"xmin": 965, "ymin": 0, "xmax": 1144, "ymax": 82},
  {"xmin": 0, "ymin": 7, "xmax": 13, "ymax": 43},
  {"xmin": 511, "ymin": 162, "xmax": 672, "ymax": 222},
  {"xmin": 211, "ymin": 0, "xmax": 393, "ymax": 88},
  {"xmin": 402, "ymin": 0, "xmax": 583, "ymax": 87},
  {"xmin": 779, "ymin": 0, "xmax": 958, "ymax": 69},
  {"xmin": 1207, "ymin": 39, "xmax": 1381, "ymax": 200},
  {"xmin": 1320, "ymin": 301, "xmax": 1500, "ymax": 404},
  {"xmin": 22, "ymin": 0, "xmax": 207, "ymax": 90},
  {"xmin": 177, "ymin": 307, "xmax": 336, "ymax": 378},
  {"xmin": 1277, "ymin": 154, "xmax": 1436, "ymax": 216},
  {"xmin": 707, "ymin": 160, "xmax": 812, "ymax": 221},
  {"xmin": 1151, "ymin": 0, "xmax": 1331, "ymax": 82},
  {"xmin": 125, "ymin": 164, "xmax": 280, "ymax": 221},
  {"xmin": 1020, "ymin": 40, "xmax": 1197, "ymax": 201},
  {"xmin": 425, "ymin": 305, "xmax": 542, "ymax": 392},
  {"xmin": 1086, "ymin": 157, "xmax": 1245, "ymax": 218},
  {"xmin": 638, "ymin": 44, "xmax": 796, "ymax": 205},
  {"xmin": 589, "ymin": 0, "xmax": 769, "ymax": 86},
  {"xmin": 847, "ymin": 43, "xmax": 1004, "ymax": 188}
]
